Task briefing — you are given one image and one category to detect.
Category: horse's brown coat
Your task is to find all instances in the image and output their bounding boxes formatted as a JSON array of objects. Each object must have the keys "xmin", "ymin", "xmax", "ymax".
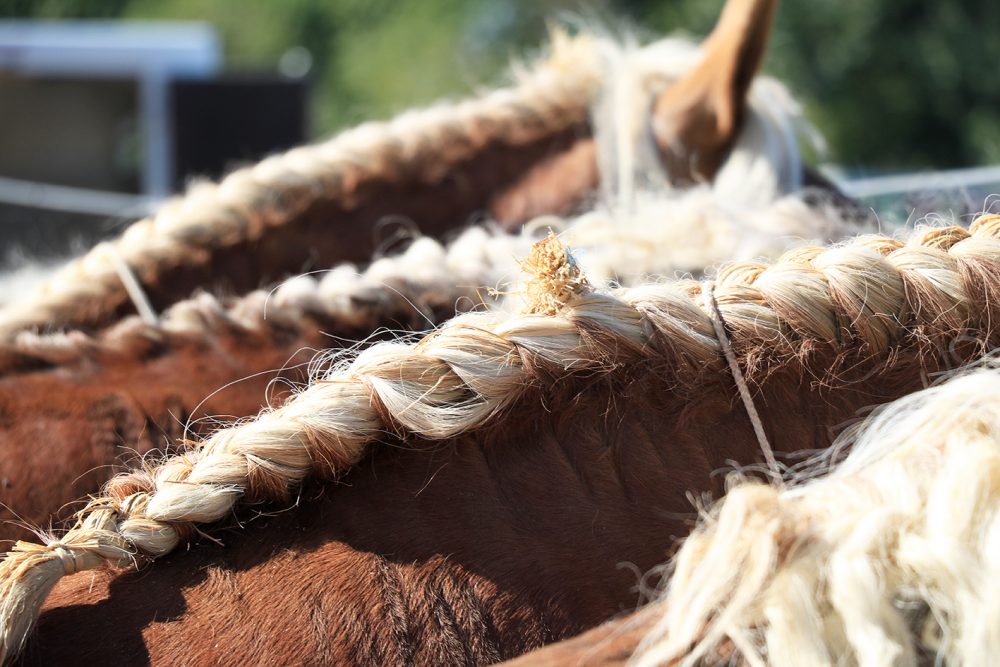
[{"xmin": 16, "ymin": 346, "xmax": 960, "ymax": 666}]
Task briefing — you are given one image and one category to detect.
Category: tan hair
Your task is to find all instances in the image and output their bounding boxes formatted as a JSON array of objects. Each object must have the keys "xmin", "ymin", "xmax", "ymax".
[
  {"xmin": 0, "ymin": 231, "xmax": 507, "ymax": 373},
  {"xmin": 0, "ymin": 216, "xmax": 998, "ymax": 660},
  {"xmin": 633, "ymin": 360, "xmax": 1000, "ymax": 667}
]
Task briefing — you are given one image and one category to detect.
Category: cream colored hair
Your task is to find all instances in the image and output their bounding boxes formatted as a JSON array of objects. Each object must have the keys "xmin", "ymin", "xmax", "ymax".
[
  {"xmin": 633, "ymin": 362, "xmax": 1000, "ymax": 667},
  {"xmin": 591, "ymin": 36, "xmax": 817, "ymax": 209},
  {"xmin": 0, "ymin": 216, "xmax": 998, "ymax": 661}
]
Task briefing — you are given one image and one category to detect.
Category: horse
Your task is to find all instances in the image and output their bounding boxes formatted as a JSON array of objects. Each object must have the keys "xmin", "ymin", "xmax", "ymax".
[
  {"xmin": 508, "ymin": 361, "xmax": 1000, "ymax": 666},
  {"xmin": 0, "ymin": 0, "xmax": 861, "ymax": 546},
  {"xmin": 0, "ymin": 0, "xmax": 831, "ymax": 338},
  {"xmin": 1, "ymin": 217, "xmax": 998, "ymax": 664}
]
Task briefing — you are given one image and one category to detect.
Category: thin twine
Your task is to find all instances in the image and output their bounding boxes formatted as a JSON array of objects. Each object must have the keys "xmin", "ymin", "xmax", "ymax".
[
  {"xmin": 100, "ymin": 242, "xmax": 158, "ymax": 325},
  {"xmin": 48, "ymin": 543, "xmax": 84, "ymax": 576},
  {"xmin": 701, "ymin": 280, "xmax": 782, "ymax": 481}
]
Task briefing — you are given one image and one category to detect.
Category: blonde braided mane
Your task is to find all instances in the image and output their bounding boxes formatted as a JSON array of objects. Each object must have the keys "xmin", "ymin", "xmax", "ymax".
[
  {"xmin": 0, "ymin": 216, "xmax": 998, "ymax": 660},
  {"xmin": 0, "ymin": 231, "xmax": 510, "ymax": 374},
  {"xmin": 0, "ymin": 190, "xmax": 862, "ymax": 376}
]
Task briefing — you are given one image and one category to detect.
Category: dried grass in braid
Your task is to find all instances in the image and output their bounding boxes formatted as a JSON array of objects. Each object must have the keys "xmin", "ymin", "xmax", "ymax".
[{"xmin": 1, "ymin": 217, "xmax": 1000, "ymax": 662}]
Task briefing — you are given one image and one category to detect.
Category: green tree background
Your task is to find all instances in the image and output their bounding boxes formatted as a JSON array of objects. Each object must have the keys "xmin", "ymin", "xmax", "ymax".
[{"xmin": 4, "ymin": 0, "xmax": 999, "ymax": 171}]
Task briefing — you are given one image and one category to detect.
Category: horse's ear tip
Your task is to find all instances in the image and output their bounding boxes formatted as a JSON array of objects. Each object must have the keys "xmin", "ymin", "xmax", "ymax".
[{"xmin": 648, "ymin": 0, "xmax": 778, "ymax": 181}]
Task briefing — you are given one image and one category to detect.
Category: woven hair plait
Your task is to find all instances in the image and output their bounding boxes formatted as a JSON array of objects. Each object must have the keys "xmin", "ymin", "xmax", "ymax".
[
  {"xmin": 0, "ymin": 216, "xmax": 999, "ymax": 661},
  {"xmin": 0, "ymin": 230, "xmax": 511, "ymax": 373},
  {"xmin": 0, "ymin": 188, "xmax": 864, "ymax": 376}
]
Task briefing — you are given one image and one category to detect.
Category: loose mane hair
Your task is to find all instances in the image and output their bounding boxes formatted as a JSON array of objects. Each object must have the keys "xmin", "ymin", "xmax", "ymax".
[
  {"xmin": 633, "ymin": 362, "xmax": 1000, "ymax": 666},
  {"xmin": 0, "ymin": 214, "xmax": 998, "ymax": 661},
  {"xmin": 591, "ymin": 37, "xmax": 815, "ymax": 207}
]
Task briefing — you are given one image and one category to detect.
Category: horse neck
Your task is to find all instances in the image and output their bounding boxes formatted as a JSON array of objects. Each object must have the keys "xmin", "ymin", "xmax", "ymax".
[
  {"xmin": 0, "ymin": 314, "xmax": 339, "ymax": 544},
  {"xmin": 29, "ymin": 359, "xmax": 880, "ymax": 664},
  {"xmin": 29, "ymin": 341, "xmax": 964, "ymax": 665}
]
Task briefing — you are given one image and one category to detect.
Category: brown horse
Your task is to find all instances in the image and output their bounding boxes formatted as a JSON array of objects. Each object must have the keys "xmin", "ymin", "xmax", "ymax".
[
  {"xmin": 2, "ymin": 220, "xmax": 998, "ymax": 664},
  {"xmin": 0, "ymin": 0, "xmax": 832, "ymax": 544},
  {"xmin": 0, "ymin": 0, "xmax": 806, "ymax": 339}
]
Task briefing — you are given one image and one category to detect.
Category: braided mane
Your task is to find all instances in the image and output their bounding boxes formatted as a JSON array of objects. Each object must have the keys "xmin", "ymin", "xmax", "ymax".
[
  {"xmin": 0, "ymin": 215, "xmax": 998, "ymax": 660},
  {"xmin": 0, "ymin": 188, "xmax": 860, "ymax": 377},
  {"xmin": 0, "ymin": 233, "xmax": 505, "ymax": 375}
]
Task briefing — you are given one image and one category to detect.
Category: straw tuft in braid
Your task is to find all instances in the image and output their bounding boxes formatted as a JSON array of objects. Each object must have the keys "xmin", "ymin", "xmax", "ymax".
[
  {"xmin": 2, "ymin": 216, "xmax": 1000, "ymax": 661},
  {"xmin": 520, "ymin": 232, "xmax": 592, "ymax": 315}
]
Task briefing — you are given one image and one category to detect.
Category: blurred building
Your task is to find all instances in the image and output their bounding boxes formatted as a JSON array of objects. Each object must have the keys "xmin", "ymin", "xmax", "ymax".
[{"xmin": 0, "ymin": 21, "xmax": 307, "ymax": 256}]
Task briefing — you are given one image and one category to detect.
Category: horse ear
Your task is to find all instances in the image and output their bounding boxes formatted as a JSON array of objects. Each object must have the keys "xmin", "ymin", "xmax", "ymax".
[{"xmin": 651, "ymin": 0, "xmax": 777, "ymax": 183}]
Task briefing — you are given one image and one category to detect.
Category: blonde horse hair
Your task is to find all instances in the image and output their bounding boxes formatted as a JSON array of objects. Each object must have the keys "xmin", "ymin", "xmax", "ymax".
[
  {"xmin": 0, "ymin": 230, "xmax": 513, "ymax": 373},
  {"xmin": 0, "ymin": 216, "xmax": 999, "ymax": 661},
  {"xmin": 591, "ymin": 36, "xmax": 816, "ymax": 209},
  {"xmin": 632, "ymin": 361, "xmax": 1000, "ymax": 667}
]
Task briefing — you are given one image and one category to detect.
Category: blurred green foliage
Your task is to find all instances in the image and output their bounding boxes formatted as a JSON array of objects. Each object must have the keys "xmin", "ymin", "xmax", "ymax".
[{"xmin": 4, "ymin": 0, "xmax": 999, "ymax": 170}]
